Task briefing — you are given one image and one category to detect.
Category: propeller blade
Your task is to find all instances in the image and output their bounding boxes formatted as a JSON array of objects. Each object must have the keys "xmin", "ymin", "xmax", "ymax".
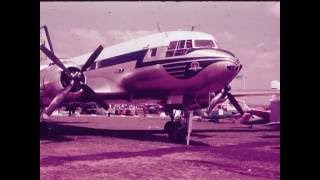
[
  {"xmin": 207, "ymin": 90, "xmax": 226, "ymax": 114},
  {"xmin": 81, "ymin": 84, "xmax": 109, "ymax": 111},
  {"xmin": 226, "ymin": 92, "xmax": 244, "ymax": 115},
  {"xmin": 41, "ymin": 84, "xmax": 75, "ymax": 120},
  {"xmin": 81, "ymin": 45, "xmax": 104, "ymax": 72},
  {"xmin": 40, "ymin": 45, "xmax": 71, "ymax": 76}
]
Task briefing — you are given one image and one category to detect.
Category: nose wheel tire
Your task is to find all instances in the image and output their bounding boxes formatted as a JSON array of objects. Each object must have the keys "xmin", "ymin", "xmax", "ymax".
[{"xmin": 164, "ymin": 121, "xmax": 187, "ymax": 144}]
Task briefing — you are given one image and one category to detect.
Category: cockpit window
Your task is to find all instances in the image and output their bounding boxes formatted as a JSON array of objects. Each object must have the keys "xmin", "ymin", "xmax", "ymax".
[
  {"xmin": 178, "ymin": 40, "xmax": 185, "ymax": 49},
  {"xmin": 194, "ymin": 40, "xmax": 215, "ymax": 48},
  {"xmin": 166, "ymin": 39, "xmax": 192, "ymax": 57},
  {"xmin": 186, "ymin": 40, "xmax": 192, "ymax": 48},
  {"xmin": 175, "ymin": 49, "xmax": 188, "ymax": 56},
  {"xmin": 168, "ymin": 41, "xmax": 178, "ymax": 50},
  {"xmin": 166, "ymin": 51, "xmax": 174, "ymax": 57}
]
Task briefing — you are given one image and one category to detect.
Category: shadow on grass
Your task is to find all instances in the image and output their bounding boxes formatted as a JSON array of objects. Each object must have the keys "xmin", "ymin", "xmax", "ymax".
[{"xmin": 40, "ymin": 121, "xmax": 209, "ymax": 146}]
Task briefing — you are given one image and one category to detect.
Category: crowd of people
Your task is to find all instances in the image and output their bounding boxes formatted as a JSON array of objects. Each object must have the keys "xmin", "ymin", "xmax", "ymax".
[{"xmin": 61, "ymin": 102, "xmax": 162, "ymax": 117}]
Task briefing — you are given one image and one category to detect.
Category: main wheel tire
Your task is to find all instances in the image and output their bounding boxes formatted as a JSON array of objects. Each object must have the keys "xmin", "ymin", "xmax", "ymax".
[
  {"xmin": 164, "ymin": 121, "xmax": 181, "ymax": 132},
  {"xmin": 173, "ymin": 126, "xmax": 187, "ymax": 144},
  {"xmin": 165, "ymin": 121, "xmax": 186, "ymax": 143},
  {"xmin": 164, "ymin": 121, "xmax": 174, "ymax": 133}
]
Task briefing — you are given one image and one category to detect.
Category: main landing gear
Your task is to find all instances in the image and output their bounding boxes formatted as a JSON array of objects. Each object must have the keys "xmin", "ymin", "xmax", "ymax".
[{"xmin": 164, "ymin": 109, "xmax": 193, "ymax": 145}]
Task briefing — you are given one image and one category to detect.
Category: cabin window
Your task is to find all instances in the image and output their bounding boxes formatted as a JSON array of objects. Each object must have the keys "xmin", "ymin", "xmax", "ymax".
[
  {"xmin": 194, "ymin": 40, "xmax": 215, "ymax": 48},
  {"xmin": 150, "ymin": 48, "xmax": 157, "ymax": 57}
]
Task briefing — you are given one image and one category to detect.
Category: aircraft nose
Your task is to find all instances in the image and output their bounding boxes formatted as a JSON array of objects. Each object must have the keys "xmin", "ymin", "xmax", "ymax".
[
  {"xmin": 224, "ymin": 59, "xmax": 242, "ymax": 79},
  {"xmin": 196, "ymin": 48, "xmax": 241, "ymax": 70},
  {"xmin": 226, "ymin": 59, "xmax": 242, "ymax": 73},
  {"xmin": 217, "ymin": 50, "xmax": 242, "ymax": 74}
]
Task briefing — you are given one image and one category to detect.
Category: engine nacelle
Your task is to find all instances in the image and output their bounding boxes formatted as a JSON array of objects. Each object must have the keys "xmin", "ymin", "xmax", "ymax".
[{"xmin": 42, "ymin": 65, "xmax": 64, "ymax": 95}]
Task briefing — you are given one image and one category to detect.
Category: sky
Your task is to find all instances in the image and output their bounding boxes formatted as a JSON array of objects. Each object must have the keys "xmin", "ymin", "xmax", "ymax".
[{"xmin": 40, "ymin": 1, "xmax": 280, "ymax": 103}]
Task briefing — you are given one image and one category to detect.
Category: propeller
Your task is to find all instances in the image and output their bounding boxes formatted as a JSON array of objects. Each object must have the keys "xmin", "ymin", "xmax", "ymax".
[
  {"xmin": 207, "ymin": 89, "xmax": 227, "ymax": 114},
  {"xmin": 226, "ymin": 92, "xmax": 244, "ymax": 115},
  {"xmin": 40, "ymin": 45, "xmax": 71, "ymax": 76},
  {"xmin": 41, "ymin": 84, "xmax": 75, "ymax": 120},
  {"xmin": 207, "ymin": 86, "xmax": 244, "ymax": 115},
  {"xmin": 81, "ymin": 45, "xmax": 104, "ymax": 72},
  {"xmin": 40, "ymin": 45, "xmax": 107, "ymax": 120}
]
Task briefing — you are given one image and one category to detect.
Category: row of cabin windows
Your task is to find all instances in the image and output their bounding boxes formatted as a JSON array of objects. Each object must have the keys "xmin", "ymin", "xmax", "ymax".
[{"xmin": 148, "ymin": 39, "xmax": 215, "ymax": 58}]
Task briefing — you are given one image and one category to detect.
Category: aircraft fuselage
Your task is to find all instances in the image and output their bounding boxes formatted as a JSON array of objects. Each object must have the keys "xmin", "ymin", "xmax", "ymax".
[{"xmin": 40, "ymin": 31, "xmax": 242, "ymax": 109}]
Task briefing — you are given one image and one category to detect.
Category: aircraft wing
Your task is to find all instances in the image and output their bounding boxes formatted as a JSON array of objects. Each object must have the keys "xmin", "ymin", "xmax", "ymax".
[{"xmin": 230, "ymin": 90, "xmax": 280, "ymax": 97}]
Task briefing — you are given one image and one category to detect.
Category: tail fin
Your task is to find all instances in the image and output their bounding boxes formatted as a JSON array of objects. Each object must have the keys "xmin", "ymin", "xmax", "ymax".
[
  {"xmin": 40, "ymin": 25, "xmax": 54, "ymax": 61},
  {"xmin": 271, "ymin": 80, "xmax": 280, "ymax": 90}
]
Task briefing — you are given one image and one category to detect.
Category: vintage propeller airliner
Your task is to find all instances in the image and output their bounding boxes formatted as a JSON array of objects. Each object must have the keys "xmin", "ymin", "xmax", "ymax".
[{"xmin": 40, "ymin": 26, "xmax": 278, "ymax": 144}]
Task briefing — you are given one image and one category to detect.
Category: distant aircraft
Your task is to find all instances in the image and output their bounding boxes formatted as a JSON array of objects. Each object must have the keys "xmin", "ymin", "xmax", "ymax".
[
  {"xmin": 237, "ymin": 80, "xmax": 280, "ymax": 129},
  {"xmin": 40, "ymin": 25, "xmax": 279, "ymax": 144}
]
